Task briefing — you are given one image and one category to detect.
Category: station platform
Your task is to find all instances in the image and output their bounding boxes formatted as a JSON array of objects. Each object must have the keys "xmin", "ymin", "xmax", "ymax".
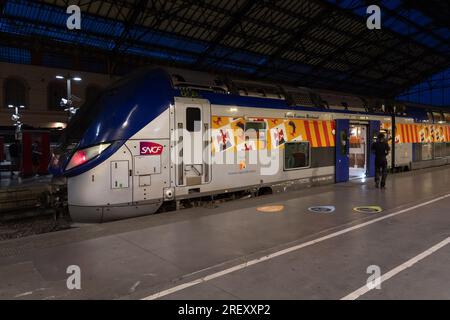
[{"xmin": 0, "ymin": 166, "xmax": 449, "ymax": 300}]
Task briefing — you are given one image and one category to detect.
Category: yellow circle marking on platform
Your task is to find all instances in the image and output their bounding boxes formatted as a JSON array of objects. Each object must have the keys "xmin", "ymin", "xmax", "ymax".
[
  {"xmin": 257, "ymin": 205, "xmax": 285, "ymax": 213},
  {"xmin": 353, "ymin": 206, "xmax": 383, "ymax": 213}
]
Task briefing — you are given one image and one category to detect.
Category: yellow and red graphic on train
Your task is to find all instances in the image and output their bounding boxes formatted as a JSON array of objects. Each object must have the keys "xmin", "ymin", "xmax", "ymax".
[
  {"xmin": 211, "ymin": 116, "xmax": 335, "ymax": 153},
  {"xmin": 382, "ymin": 123, "xmax": 450, "ymax": 144}
]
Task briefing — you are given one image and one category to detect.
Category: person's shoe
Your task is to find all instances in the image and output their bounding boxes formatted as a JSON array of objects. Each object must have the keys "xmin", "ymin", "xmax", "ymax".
[
  {"xmin": 381, "ymin": 185, "xmax": 386, "ymax": 190},
  {"xmin": 375, "ymin": 183, "xmax": 380, "ymax": 188}
]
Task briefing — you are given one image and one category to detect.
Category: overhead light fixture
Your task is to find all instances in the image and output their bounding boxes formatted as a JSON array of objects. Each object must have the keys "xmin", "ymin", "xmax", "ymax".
[
  {"xmin": 7, "ymin": 105, "xmax": 14, "ymax": 108},
  {"xmin": 72, "ymin": 77, "xmax": 82, "ymax": 81},
  {"xmin": 19, "ymin": 105, "xmax": 25, "ymax": 109},
  {"xmin": 49, "ymin": 122, "xmax": 67, "ymax": 129},
  {"xmin": 56, "ymin": 75, "xmax": 65, "ymax": 79}
]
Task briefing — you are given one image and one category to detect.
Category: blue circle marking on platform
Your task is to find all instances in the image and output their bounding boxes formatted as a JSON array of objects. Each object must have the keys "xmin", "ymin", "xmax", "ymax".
[
  {"xmin": 308, "ymin": 206, "xmax": 335, "ymax": 213},
  {"xmin": 353, "ymin": 206, "xmax": 383, "ymax": 213}
]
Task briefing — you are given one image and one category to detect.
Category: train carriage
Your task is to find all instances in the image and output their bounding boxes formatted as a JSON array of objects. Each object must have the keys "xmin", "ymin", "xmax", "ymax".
[{"xmin": 50, "ymin": 68, "xmax": 450, "ymax": 222}]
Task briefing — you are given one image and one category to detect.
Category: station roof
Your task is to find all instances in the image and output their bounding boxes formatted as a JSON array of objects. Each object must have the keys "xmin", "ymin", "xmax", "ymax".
[{"xmin": 0, "ymin": 0, "xmax": 449, "ymax": 99}]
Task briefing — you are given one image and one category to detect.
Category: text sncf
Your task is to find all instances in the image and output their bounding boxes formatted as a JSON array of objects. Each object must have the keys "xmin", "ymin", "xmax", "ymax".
[{"xmin": 140, "ymin": 142, "xmax": 163, "ymax": 155}]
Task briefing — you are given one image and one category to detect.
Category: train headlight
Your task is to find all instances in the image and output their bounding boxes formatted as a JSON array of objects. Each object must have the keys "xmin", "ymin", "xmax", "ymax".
[{"xmin": 66, "ymin": 143, "xmax": 111, "ymax": 170}]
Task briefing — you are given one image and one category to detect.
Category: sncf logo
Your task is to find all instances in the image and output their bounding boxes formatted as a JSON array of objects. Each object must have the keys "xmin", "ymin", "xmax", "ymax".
[{"xmin": 140, "ymin": 142, "xmax": 163, "ymax": 155}]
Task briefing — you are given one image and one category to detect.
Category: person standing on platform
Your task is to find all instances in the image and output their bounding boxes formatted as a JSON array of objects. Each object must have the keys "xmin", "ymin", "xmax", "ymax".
[
  {"xmin": 8, "ymin": 141, "xmax": 20, "ymax": 177},
  {"xmin": 31, "ymin": 141, "xmax": 42, "ymax": 177},
  {"xmin": 371, "ymin": 132, "xmax": 390, "ymax": 189}
]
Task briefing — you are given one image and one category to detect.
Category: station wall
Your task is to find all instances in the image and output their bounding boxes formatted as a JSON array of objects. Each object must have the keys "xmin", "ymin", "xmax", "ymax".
[{"xmin": 0, "ymin": 62, "xmax": 116, "ymax": 128}]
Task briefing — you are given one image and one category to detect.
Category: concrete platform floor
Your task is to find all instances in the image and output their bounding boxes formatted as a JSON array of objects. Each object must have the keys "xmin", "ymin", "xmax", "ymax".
[{"xmin": 0, "ymin": 166, "xmax": 449, "ymax": 300}]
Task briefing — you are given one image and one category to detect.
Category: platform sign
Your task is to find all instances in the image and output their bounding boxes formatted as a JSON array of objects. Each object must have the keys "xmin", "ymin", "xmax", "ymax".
[
  {"xmin": 308, "ymin": 206, "xmax": 335, "ymax": 213},
  {"xmin": 353, "ymin": 206, "xmax": 383, "ymax": 213}
]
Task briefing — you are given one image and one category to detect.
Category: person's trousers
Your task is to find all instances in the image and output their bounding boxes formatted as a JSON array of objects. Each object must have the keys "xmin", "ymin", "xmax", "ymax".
[{"xmin": 375, "ymin": 161, "xmax": 388, "ymax": 187}]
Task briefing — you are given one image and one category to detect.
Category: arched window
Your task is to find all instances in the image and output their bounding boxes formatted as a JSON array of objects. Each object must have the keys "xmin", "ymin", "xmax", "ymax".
[
  {"xmin": 47, "ymin": 81, "xmax": 66, "ymax": 110},
  {"xmin": 85, "ymin": 84, "xmax": 102, "ymax": 105},
  {"xmin": 3, "ymin": 77, "xmax": 28, "ymax": 108}
]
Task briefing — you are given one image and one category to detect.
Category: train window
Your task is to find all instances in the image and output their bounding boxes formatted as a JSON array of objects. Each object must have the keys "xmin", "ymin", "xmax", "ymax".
[
  {"xmin": 434, "ymin": 143, "xmax": 446, "ymax": 159},
  {"xmin": 245, "ymin": 121, "xmax": 266, "ymax": 132},
  {"xmin": 284, "ymin": 142, "xmax": 310, "ymax": 170},
  {"xmin": 186, "ymin": 107, "xmax": 201, "ymax": 132},
  {"xmin": 432, "ymin": 112, "xmax": 443, "ymax": 123},
  {"xmin": 445, "ymin": 113, "xmax": 450, "ymax": 123},
  {"xmin": 4, "ymin": 77, "xmax": 28, "ymax": 108}
]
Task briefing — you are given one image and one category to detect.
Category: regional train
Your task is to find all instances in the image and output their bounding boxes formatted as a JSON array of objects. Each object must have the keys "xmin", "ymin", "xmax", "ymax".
[{"xmin": 50, "ymin": 67, "xmax": 450, "ymax": 222}]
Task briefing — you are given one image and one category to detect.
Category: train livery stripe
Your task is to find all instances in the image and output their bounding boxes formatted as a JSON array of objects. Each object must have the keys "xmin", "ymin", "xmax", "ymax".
[
  {"xmin": 414, "ymin": 125, "xmax": 419, "ymax": 143},
  {"xmin": 394, "ymin": 123, "xmax": 450, "ymax": 144},
  {"xmin": 407, "ymin": 124, "xmax": 412, "ymax": 143},
  {"xmin": 407, "ymin": 124, "xmax": 413, "ymax": 143},
  {"xmin": 298, "ymin": 120, "xmax": 307, "ymax": 144},
  {"xmin": 211, "ymin": 117, "xmax": 345, "ymax": 149},
  {"xmin": 313, "ymin": 121, "xmax": 324, "ymax": 147},
  {"xmin": 304, "ymin": 121, "xmax": 314, "ymax": 147},
  {"xmin": 410, "ymin": 125, "xmax": 414, "ymax": 143},
  {"xmin": 403, "ymin": 124, "xmax": 408, "ymax": 143},
  {"xmin": 329, "ymin": 121, "xmax": 336, "ymax": 147},
  {"xmin": 405, "ymin": 124, "xmax": 411, "ymax": 143},
  {"xmin": 310, "ymin": 121, "xmax": 317, "ymax": 147},
  {"xmin": 322, "ymin": 121, "xmax": 331, "ymax": 147},
  {"xmin": 320, "ymin": 121, "xmax": 329, "ymax": 147},
  {"xmin": 404, "ymin": 124, "xmax": 408, "ymax": 143},
  {"xmin": 401, "ymin": 124, "xmax": 407, "ymax": 143}
]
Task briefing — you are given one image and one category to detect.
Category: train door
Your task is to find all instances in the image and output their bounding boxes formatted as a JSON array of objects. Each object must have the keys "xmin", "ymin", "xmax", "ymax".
[
  {"xmin": 335, "ymin": 119, "xmax": 350, "ymax": 183},
  {"xmin": 174, "ymin": 98, "xmax": 211, "ymax": 188},
  {"xmin": 129, "ymin": 139, "xmax": 170, "ymax": 204},
  {"xmin": 368, "ymin": 120, "xmax": 381, "ymax": 177},
  {"xmin": 349, "ymin": 124, "xmax": 367, "ymax": 180}
]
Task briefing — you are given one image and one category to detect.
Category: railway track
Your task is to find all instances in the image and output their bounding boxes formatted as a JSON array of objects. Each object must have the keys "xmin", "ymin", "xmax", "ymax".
[{"xmin": 0, "ymin": 181, "xmax": 71, "ymax": 240}]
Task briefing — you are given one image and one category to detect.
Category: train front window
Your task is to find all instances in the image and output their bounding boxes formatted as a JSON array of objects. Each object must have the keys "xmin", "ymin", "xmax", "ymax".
[
  {"xmin": 186, "ymin": 107, "xmax": 201, "ymax": 132},
  {"xmin": 284, "ymin": 142, "xmax": 310, "ymax": 170},
  {"xmin": 58, "ymin": 88, "xmax": 105, "ymax": 150}
]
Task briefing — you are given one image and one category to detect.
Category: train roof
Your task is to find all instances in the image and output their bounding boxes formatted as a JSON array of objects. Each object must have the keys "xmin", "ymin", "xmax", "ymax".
[
  {"xmin": 63, "ymin": 67, "xmax": 448, "ymax": 153},
  {"xmin": 165, "ymin": 67, "xmax": 447, "ymax": 123}
]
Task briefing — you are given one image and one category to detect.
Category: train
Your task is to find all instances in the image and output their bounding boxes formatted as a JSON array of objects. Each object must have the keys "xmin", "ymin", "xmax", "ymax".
[{"xmin": 50, "ymin": 67, "xmax": 450, "ymax": 222}]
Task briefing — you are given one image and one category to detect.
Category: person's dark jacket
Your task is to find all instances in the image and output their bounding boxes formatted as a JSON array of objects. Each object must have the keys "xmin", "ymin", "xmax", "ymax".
[
  {"xmin": 371, "ymin": 140, "xmax": 390, "ymax": 164},
  {"xmin": 9, "ymin": 143, "xmax": 19, "ymax": 158}
]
